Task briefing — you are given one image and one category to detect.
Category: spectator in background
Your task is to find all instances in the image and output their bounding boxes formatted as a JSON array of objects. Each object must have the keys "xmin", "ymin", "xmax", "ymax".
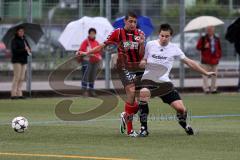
[
  {"xmin": 196, "ymin": 26, "xmax": 222, "ymax": 94},
  {"xmin": 234, "ymin": 41, "xmax": 240, "ymax": 91},
  {"xmin": 11, "ymin": 26, "xmax": 31, "ymax": 99},
  {"xmin": 225, "ymin": 17, "xmax": 240, "ymax": 92},
  {"xmin": 76, "ymin": 28, "xmax": 102, "ymax": 97}
]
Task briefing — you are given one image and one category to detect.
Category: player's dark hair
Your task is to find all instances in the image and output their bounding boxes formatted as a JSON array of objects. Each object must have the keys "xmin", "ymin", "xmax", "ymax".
[
  {"xmin": 88, "ymin": 28, "xmax": 96, "ymax": 34},
  {"xmin": 159, "ymin": 23, "xmax": 173, "ymax": 35},
  {"xmin": 125, "ymin": 11, "xmax": 137, "ymax": 20}
]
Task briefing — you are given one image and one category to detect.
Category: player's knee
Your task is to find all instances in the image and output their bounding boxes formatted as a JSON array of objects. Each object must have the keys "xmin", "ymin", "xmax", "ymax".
[
  {"xmin": 171, "ymin": 100, "xmax": 186, "ymax": 113},
  {"xmin": 129, "ymin": 87, "xmax": 135, "ymax": 94},
  {"xmin": 139, "ymin": 88, "xmax": 151, "ymax": 102},
  {"xmin": 177, "ymin": 108, "xmax": 186, "ymax": 114},
  {"xmin": 126, "ymin": 84, "xmax": 136, "ymax": 96}
]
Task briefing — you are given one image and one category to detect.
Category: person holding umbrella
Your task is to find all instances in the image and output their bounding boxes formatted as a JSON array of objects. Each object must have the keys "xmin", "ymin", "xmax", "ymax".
[
  {"xmin": 10, "ymin": 26, "xmax": 31, "ymax": 99},
  {"xmin": 234, "ymin": 41, "xmax": 240, "ymax": 91},
  {"xmin": 196, "ymin": 26, "xmax": 222, "ymax": 94}
]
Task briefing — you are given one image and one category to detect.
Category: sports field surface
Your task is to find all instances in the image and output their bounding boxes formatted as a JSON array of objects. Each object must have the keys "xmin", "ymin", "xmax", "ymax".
[{"xmin": 0, "ymin": 93, "xmax": 240, "ymax": 160}]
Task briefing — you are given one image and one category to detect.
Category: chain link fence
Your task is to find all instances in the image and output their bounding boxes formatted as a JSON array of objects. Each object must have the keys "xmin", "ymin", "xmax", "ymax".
[{"xmin": 0, "ymin": 0, "xmax": 239, "ymax": 89}]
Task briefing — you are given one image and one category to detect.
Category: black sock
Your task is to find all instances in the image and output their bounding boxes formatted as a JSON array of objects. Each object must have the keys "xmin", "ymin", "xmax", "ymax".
[
  {"xmin": 176, "ymin": 112, "xmax": 187, "ymax": 129},
  {"xmin": 138, "ymin": 101, "xmax": 149, "ymax": 130}
]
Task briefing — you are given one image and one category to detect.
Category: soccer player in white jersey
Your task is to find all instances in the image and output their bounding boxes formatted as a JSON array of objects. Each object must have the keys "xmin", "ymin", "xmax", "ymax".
[{"xmin": 138, "ymin": 23, "xmax": 216, "ymax": 136}]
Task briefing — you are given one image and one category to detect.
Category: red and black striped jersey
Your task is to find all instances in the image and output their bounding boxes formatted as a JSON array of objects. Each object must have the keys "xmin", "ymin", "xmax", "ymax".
[{"xmin": 104, "ymin": 28, "xmax": 145, "ymax": 69}]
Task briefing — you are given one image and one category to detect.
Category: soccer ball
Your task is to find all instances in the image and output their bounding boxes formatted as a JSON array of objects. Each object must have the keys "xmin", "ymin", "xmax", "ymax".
[{"xmin": 11, "ymin": 116, "xmax": 29, "ymax": 133}]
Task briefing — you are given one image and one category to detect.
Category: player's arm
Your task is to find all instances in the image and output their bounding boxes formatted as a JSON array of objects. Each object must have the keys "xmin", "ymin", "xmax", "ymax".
[
  {"xmin": 139, "ymin": 40, "xmax": 149, "ymax": 69},
  {"xmin": 77, "ymin": 43, "xmax": 105, "ymax": 56},
  {"xmin": 88, "ymin": 43, "xmax": 105, "ymax": 55},
  {"xmin": 80, "ymin": 29, "xmax": 120, "ymax": 56},
  {"xmin": 78, "ymin": 29, "xmax": 119, "ymax": 56},
  {"xmin": 182, "ymin": 57, "xmax": 216, "ymax": 76},
  {"xmin": 139, "ymin": 33, "xmax": 145, "ymax": 59}
]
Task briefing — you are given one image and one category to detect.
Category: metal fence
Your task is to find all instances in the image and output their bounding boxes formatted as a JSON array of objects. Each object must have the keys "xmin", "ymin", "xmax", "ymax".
[{"xmin": 0, "ymin": 0, "xmax": 239, "ymax": 90}]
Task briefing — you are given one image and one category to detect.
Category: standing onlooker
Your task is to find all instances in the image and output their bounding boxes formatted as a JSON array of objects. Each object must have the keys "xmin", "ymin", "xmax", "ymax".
[
  {"xmin": 76, "ymin": 28, "xmax": 102, "ymax": 97},
  {"xmin": 196, "ymin": 26, "xmax": 222, "ymax": 94},
  {"xmin": 11, "ymin": 26, "xmax": 31, "ymax": 99},
  {"xmin": 234, "ymin": 41, "xmax": 240, "ymax": 91},
  {"xmin": 225, "ymin": 17, "xmax": 240, "ymax": 91}
]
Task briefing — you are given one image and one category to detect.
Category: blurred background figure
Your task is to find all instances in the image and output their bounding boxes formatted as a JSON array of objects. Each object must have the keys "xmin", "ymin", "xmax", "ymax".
[
  {"xmin": 196, "ymin": 26, "xmax": 222, "ymax": 94},
  {"xmin": 225, "ymin": 17, "xmax": 240, "ymax": 91},
  {"xmin": 76, "ymin": 28, "xmax": 102, "ymax": 97},
  {"xmin": 10, "ymin": 26, "xmax": 31, "ymax": 99},
  {"xmin": 234, "ymin": 41, "xmax": 240, "ymax": 91}
]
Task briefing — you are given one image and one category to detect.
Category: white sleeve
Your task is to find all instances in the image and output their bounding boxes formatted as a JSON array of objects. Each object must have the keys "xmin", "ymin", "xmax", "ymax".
[
  {"xmin": 174, "ymin": 46, "xmax": 186, "ymax": 60},
  {"xmin": 144, "ymin": 42, "xmax": 150, "ymax": 59}
]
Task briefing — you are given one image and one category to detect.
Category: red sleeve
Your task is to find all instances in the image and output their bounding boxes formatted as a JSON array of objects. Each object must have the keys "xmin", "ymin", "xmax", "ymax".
[
  {"xmin": 78, "ymin": 39, "xmax": 88, "ymax": 52},
  {"xmin": 104, "ymin": 29, "xmax": 120, "ymax": 45},
  {"xmin": 196, "ymin": 37, "xmax": 203, "ymax": 51}
]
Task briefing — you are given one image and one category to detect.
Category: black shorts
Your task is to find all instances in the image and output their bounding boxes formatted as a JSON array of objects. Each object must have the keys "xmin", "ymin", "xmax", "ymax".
[
  {"xmin": 118, "ymin": 68, "xmax": 143, "ymax": 89},
  {"xmin": 159, "ymin": 89, "xmax": 181, "ymax": 105}
]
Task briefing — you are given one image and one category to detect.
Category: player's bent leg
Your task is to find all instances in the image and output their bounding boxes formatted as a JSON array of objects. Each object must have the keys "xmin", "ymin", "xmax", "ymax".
[
  {"xmin": 138, "ymin": 88, "xmax": 151, "ymax": 137},
  {"xmin": 171, "ymin": 100, "xmax": 194, "ymax": 135}
]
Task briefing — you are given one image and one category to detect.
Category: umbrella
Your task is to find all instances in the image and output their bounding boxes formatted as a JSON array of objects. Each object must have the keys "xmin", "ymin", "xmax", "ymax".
[
  {"xmin": 225, "ymin": 17, "xmax": 240, "ymax": 43},
  {"xmin": 184, "ymin": 16, "xmax": 224, "ymax": 32},
  {"xmin": 112, "ymin": 16, "xmax": 154, "ymax": 37},
  {"xmin": 58, "ymin": 16, "xmax": 114, "ymax": 51},
  {"xmin": 2, "ymin": 23, "xmax": 44, "ymax": 49}
]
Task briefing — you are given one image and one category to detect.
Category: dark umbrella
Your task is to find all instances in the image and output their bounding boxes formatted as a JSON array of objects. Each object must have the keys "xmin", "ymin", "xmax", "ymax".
[
  {"xmin": 225, "ymin": 17, "xmax": 240, "ymax": 43},
  {"xmin": 113, "ymin": 16, "xmax": 154, "ymax": 37},
  {"xmin": 2, "ymin": 22, "xmax": 44, "ymax": 49}
]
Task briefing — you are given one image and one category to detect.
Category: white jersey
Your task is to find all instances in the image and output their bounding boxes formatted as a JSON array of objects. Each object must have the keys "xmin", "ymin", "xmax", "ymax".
[{"xmin": 142, "ymin": 40, "xmax": 186, "ymax": 82}]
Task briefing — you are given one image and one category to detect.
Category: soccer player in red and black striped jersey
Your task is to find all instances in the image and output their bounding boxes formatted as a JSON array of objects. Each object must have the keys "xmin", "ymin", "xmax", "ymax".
[{"xmin": 79, "ymin": 12, "xmax": 146, "ymax": 137}]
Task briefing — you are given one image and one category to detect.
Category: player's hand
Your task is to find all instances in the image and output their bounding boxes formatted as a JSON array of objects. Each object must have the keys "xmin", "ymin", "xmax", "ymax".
[
  {"xmin": 139, "ymin": 34, "xmax": 145, "ymax": 44},
  {"xmin": 77, "ymin": 51, "xmax": 87, "ymax": 56},
  {"xmin": 139, "ymin": 59, "xmax": 147, "ymax": 68},
  {"xmin": 206, "ymin": 72, "xmax": 216, "ymax": 76}
]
